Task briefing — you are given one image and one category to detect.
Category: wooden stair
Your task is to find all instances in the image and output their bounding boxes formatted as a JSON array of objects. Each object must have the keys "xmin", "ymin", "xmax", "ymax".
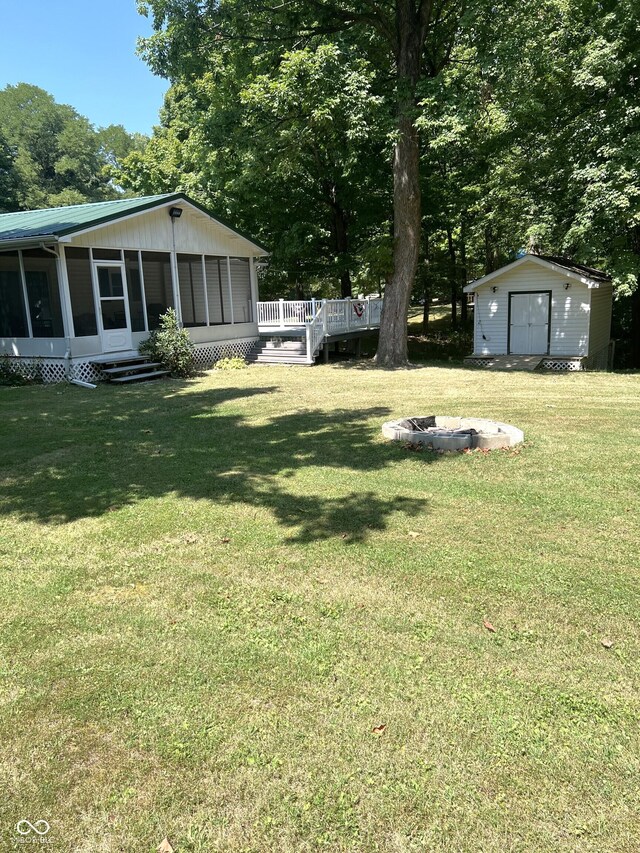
[
  {"xmin": 248, "ymin": 340, "xmax": 310, "ymax": 365},
  {"xmin": 92, "ymin": 355, "xmax": 170, "ymax": 383}
]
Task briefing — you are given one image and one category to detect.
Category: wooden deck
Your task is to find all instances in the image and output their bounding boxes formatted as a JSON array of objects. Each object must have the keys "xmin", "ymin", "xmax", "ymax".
[{"xmin": 257, "ymin": 298, "xmax": 383, "ymax": 363}]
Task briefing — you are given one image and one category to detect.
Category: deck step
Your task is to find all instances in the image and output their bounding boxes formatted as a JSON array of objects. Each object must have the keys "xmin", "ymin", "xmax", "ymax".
[
  {"xmin": 110, "ymin": 370, "xmax": 170, "ymax": 384},
  {"xmin": 102, "ymin": 362, "xmax": 163, "ymax": 376},
  {"xmin": 248, "ymin": 341, "xmax": 311, "ymax": 365}
]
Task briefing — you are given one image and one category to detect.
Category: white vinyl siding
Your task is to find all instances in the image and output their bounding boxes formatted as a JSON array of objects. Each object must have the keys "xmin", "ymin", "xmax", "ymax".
[
  {"xmin": 473, "ymin": 261, "xmax": 590, "ymax": 356},
  {"xmin": 67, "ymin": 205, "xmax": 262, "ymax": 257}
]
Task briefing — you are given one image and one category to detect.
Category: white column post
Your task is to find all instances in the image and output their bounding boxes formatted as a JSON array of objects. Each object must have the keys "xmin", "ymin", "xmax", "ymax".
[
  {"xmin": 322, "ymin": 299, "xmax": 328, "ymax": 335},
  {"xmin": 17, "ymin": 251, "xmax": 33, "ymax": 338},
  {"xmin": 346, "ymin": 297, "xmax": 351, "ymax": 332},
  {"xmin": 278, "ymin": 298, "xmax": 285, "ymax": 329},
  {"xmin": 169, "ymin": 251, "xmax": 182, "ymax": 326},
  {"xmin": 56, "ymin": 245, "xmax": 74, "ymax": 340},
  {"xmin": 311, "ymin": 296, "xmax": 317, "ymax": 317},
  {"xmin": 137, "ymin": 250, "xmax": 149, "ymax": 333}
]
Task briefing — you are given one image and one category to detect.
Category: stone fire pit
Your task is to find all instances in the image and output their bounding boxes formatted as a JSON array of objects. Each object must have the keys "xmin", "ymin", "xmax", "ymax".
[{"xmin": 382, "ymin": 416, "xmax": 524, "ymax": 451}]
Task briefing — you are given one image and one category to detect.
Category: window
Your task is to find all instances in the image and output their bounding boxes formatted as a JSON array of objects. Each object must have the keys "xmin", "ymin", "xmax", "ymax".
[
  {"xmin": 177, "ymin": 254, "xmax": 207, "ymax": 327},
  {"xmin": 229, "ymin": 258, "xmax": 252, "ymax": 323},
  {"xmin": 92, "ymin": 248, "xmax": 122, "ymax": 261},
  {"xmin": 22, "ymin": 249, "xmax": 64, "ymax": 338},
  {"xmin": 204, "ymin": 256, "xmax": 230, "ymax": 324},
  {"xmin": 65, "ymin": 247, "xmax": 97, "ymax": 337},
  {"xmin": 0, "ymin": 251, "xmax": 28, "ymax": 337},
  {"xmin": 124, "ymin": 251, "xmax": 146, "ymax": 333},
  {"xmin": 141, "ymin": 252, "xmax": 173, "ymax": 330}
]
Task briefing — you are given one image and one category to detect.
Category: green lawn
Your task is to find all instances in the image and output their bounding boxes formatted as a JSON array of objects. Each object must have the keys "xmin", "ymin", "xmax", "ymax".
[{"xmin": 1, "ymin": 364, "xmax": 639, "ymax": 852}]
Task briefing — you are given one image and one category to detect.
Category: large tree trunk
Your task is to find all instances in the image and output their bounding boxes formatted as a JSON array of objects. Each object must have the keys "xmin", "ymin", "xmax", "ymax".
[
  {"xmin": 375, "ymin": 3, "xmax": 422, "ymax": 367},
  {"xmin": 447, "ymin": 225, "xmax": 457, "ymax": 329},
  {"xmin": 327, "ymin": 191, "xmax": 352, "ymax": 298}
]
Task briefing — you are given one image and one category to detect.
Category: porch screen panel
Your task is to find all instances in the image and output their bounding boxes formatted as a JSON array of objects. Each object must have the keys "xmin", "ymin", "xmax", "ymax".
[
  {"xmin": 177, "ymin": 254, "xmax": 206, "ymax": 327},
  {"xmin": 65, "ymin": 247, "xmax": 97, "ymax": 336},
  {"xmin": 141, "ymin": 252, "xmax": 173, "ymax": 330},
  {"xmin": 229, "ymin": 258, "xmax": 252, "ymax": 323},
  {"xmin": 0, "ymin": 251, "xmax": 28, "ymax": 337},
  {"xmin": 204, "ymin": 256, "xmax": 230, "ymax": 324},
  {"xmin": 124, "ymin": 251, "xmax": 146, "ymax": 332},
  {"xmin": 22, "ymin": 249, "xmax": 64, "ymax": 337}
]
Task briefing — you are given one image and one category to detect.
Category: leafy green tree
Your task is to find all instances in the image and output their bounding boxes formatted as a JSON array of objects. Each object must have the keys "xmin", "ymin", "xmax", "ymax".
[
  {"xmin": 0, "ymin": 131, "xmax": 20, "ymax": 212},
  {"xmin": 136, "ymin": 0, "xmax": 475, "ymax": 365},
  {"xmin": 0, "ymin": 83, "xmax": 145, "ymax": 210}
]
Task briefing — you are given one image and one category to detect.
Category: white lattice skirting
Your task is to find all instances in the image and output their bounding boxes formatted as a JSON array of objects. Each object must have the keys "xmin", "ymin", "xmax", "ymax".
[
  {"xmin": 2, "ymin": 338, "xmax": 259, "ymax": 384},
  {"xmin": 191, "ymin": 339, "xmax": 258, "ymax": 369}
]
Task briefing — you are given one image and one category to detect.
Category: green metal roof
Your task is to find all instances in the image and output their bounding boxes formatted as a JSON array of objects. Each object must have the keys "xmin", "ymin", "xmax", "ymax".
[{"xmin": 0, "ymin": 193, "xmax": 268, "ymax": 253}]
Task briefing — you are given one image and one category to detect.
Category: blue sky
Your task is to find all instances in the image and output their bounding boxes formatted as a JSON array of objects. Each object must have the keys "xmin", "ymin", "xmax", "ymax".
[{"xmin": 0, "ymin": 0, "xmax": 168, "ymax": 135}]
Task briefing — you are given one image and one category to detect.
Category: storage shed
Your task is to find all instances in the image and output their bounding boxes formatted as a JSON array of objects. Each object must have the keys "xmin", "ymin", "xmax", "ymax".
[
  {"xmin": 463, "ymin": 254, "xmax": 613, "ymax": 370},
  {"xmin": 0, "ymin": 193, "xmax": 268, "ymax": 382}
]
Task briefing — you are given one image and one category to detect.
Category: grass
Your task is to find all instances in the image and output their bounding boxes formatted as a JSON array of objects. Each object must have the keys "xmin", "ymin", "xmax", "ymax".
[{"xmin": 1, "ymin": 363, "xmax": 639, "ymax": 852}]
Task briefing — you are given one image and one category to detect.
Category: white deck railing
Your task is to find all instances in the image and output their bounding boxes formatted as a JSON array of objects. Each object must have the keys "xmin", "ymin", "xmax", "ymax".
[{"xmin": 257, "ymin": 297, "xmax": 384, "ymax": 363}]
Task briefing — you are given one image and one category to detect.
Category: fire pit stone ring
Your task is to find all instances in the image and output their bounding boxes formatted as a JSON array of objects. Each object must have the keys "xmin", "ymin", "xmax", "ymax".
[{"xmin": 382, "ymin": 416, "xmax": 524, "ymax": 451}]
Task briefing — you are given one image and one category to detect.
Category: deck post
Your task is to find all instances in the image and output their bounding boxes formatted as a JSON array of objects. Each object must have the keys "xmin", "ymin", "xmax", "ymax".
[
  {"xmin": 346, "ymin": 298, "xmax": 351, "ymax": 332},
  {"xmin": 278, "ymin": 298, "xmax": 285, "ymax": 329},
  {"xmin": 321, "ymin": 300, "xmax": 328, "ymax": 335},
  {"xmin": 323, "ymin": 343, "xmax": 329, "ymax": 363},
  {"xmin": 311, "ymin": 297, "xmax": 317, "ymax": 319}
]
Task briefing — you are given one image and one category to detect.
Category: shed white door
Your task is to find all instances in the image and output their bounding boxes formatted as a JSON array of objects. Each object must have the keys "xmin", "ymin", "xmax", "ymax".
[
  {"xmin": 509, "ymin": 292, "xmax": 550, "ymax": 354},
  {"xmin": 96, "ymin": 264, "xmax": 132, "ymax": 353}
]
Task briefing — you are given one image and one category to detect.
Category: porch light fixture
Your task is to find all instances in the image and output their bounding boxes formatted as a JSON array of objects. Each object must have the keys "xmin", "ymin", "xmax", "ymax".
[
  {"xmin": 491, "ymin": 286, "xmax": 498, "ymax": 293},
  {"xmin": 564, "ymin": 282, "xmax": 571, "ymax": 290},
  {"xmin": 169, "ymin": 206, "xmax": 183, "ymax": 219}
]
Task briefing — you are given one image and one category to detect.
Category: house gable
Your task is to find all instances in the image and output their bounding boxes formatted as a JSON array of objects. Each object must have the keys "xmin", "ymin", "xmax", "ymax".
[{"xmin": 64, "ymin": 200, "xmax": 264, "ymax": 258}]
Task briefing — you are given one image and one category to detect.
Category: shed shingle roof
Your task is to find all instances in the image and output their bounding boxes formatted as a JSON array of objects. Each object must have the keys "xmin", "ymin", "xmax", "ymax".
[{"xmin": 538, "ymin": 255, "xmax": 611, "ymax": 283}]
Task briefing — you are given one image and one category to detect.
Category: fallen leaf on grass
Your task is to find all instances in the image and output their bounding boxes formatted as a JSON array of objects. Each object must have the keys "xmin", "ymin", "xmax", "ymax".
[
  {"xmin": 601, "ymin": 638, "xmax": 614, "ymax": 649},
  {"xmin": 408, "ymin": 531, "xmax": 421, "ymax": 539},
  {"xmin": 372, "ymin": 723, "xmax": 387, "ymax": 736},
  {"xmin": 483, "ymin": 619, "xmax": 497, "ymax": 633},
  {"xmin": 157, "ymin": 839, "xmax": 174, "ymax": 853},
  {"xmin": 220, "ymin": 537, "xmax": 231, "ymax": 544}
]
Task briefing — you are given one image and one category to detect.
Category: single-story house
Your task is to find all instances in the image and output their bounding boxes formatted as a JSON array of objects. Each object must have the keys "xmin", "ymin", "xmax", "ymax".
[
  {"xmin": 0, "ymin": 193, "xmax": 268, "ymax": 382},
  {"xmin": 463, "ymin": 254, "xmax": 613, "ymax": 370}
]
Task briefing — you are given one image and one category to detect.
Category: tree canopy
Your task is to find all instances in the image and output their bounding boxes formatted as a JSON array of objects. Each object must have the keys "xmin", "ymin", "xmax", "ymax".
[
  {"xmin": 116, "ymin": 0, "xmax": 640, "ymax": 365},
  {"xmin": 0, "ymin": 83, "xmax": 146, "ymax": 211}
]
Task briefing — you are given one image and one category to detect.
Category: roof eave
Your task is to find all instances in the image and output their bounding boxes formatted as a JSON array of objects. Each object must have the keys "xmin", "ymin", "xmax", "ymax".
[
  {"xmin": 0, "ymin": 235, "xmax": 59, "ymax": 251},
  {"xmin": 464, "ymin": 254, "xmax": 604, "ymax": 292}
]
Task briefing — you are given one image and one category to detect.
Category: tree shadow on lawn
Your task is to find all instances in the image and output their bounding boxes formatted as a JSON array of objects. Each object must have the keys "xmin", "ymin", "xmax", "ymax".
[{"xmin": 2, "ymin": 382, "xmax": 434, "ymax": 542}]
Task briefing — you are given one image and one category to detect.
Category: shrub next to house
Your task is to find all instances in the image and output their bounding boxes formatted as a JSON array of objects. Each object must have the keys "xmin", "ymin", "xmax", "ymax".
[{"xmin": 140, "ymin": 309, "xmax": 196, "ymax": 377}]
